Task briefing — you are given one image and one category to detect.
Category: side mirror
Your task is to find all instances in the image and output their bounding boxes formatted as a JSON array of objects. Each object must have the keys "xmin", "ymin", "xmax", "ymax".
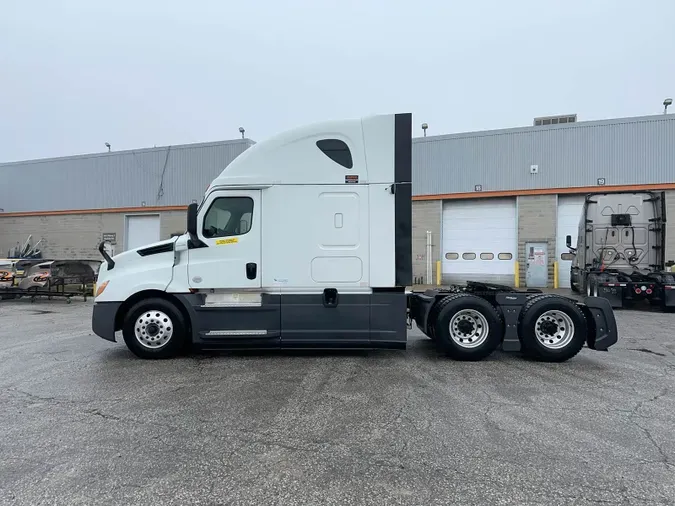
[
  {"xmin": 561, "ymin": 252, "xmax": 576, "ymax": 261},
  {"xmin": 187, "ymin": 203, "xmax": 198, "ymax": 237},
  {"xmin": 565, "ymin": 235, "xmax": 572, "ymax": 248}
]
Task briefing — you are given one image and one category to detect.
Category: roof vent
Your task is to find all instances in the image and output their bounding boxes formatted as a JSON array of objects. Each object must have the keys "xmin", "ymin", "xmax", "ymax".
[{"xmin": 533, "ymin": 114, "xmax": 577, "ymax": 126}]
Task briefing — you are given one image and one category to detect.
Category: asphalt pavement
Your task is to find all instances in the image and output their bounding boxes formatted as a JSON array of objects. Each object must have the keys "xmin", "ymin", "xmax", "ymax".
[{"xmin": 0, "ymin": 299, "xmax": 674, "ymax": 506}]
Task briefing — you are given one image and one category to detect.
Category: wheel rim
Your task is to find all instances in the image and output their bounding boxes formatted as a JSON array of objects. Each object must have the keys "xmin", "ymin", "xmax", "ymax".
[
  {"xmin": 134, "ymin": 310, "xmax": 174, "ymax": 349},
  {"xmin": 535, "ymin": 310, "xmax": 575, "ymax": 350},
  {"xmin": 449, "ymin": 309, "xmax": 490, "ymax": 348}
]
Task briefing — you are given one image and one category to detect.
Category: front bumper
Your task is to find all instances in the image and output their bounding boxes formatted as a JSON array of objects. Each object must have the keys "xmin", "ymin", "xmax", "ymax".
[
  {"xmin": 582, "ymin": 296, "xmax": 619, "ymax": 351},
  {"xmin": 92, "ymin": 301, "xmax": 121, "ymax": 342}
]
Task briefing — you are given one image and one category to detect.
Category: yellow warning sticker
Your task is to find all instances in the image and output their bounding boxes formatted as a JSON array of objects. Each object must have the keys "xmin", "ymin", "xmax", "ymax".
[{"xmin": 215, "ymin": 237, "xmax": 238, "ymax": 245}]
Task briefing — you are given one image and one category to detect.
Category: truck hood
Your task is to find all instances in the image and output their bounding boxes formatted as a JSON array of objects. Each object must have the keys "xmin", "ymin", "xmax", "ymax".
[
  {"xmin": 97, "ymin": 237, "xmax": 178, "ymax": 280},
  {"xmin": 108, "ymin": 237, "xmax": 177, "ymax": 264},
  {"xmin": 95, "ymin": 236, "xmax": 180, "ymax": 301}
]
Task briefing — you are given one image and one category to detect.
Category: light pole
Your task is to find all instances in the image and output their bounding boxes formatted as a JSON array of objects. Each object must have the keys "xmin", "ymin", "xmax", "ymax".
[
  {"xmin": 239, "ymin": 127, "xmax": 245, "ymax": 139},
  {"xmin": 664, "ymin": 98, "xmax": 673, "ymax": 114},
  {"xmin": 421, "ymin": 123, "xmax": 428, "ymax": 137}
]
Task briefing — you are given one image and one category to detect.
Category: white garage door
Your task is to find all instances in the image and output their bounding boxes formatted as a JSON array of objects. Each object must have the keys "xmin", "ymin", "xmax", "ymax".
[
  {"xmin": 442, "ymin": 198, "xmax": 517, "ymax": 285},
  {"xmin": 125, "ymin": 214, "xmax": 160, "ymax": 251},
  {"xmin": 556, "ymin": 195, "xmax": 585, "ymax": 288}
]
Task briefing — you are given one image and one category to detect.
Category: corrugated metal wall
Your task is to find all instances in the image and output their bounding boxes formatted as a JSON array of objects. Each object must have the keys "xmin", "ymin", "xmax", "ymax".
[
  {"xmin": 2, "ymin": 113, "xmax": 673, "ymax": 212},
  {"xmin": 0, "ymin": 139, "xmax": 253, "ymax": 212},
  {"xmin": 412, "ymin": 114, "xmax": 675, "ymax": 196}
]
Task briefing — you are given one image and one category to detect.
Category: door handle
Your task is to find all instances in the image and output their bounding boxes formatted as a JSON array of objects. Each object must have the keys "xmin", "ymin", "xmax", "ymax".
[{"xmin": 246, "ymin": 263, "xmax": 257, "ymax": 280}]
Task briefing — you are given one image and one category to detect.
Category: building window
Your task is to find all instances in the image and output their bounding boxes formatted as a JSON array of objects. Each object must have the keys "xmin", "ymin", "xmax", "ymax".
[
  {"xmin": 445, "ymin": 252, "xmax": 459, "ymax": 260},
  {"xmin": 480, "ymin": 253, "xmax": 494, "ymax": 260},
  {"xmin": 462, "ymin": 252, "xmax": 476, "ymax": 260},
  {"xmin": 316, "ymin": 139, "xmax": 353, "ymax": 169},
  {"xmin": 498, "ymin": 253, "xmax": 513, "ymax": 260},
  {"xmin": 203, "ymin": 196, "xmax": 254, "ymax": 238}
]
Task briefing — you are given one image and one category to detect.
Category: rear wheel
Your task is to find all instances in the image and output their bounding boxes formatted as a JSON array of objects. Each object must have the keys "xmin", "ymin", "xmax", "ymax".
[
  {"xmin": 570, "ymin": 268, "xmax": 580, "ymax": 293},
  {"xmin": 518, "ymin": 294, "xmax": 587, "ymax": 362},
  {"xmin": 586, "ymin": 274, "xmax": 598, "ymax": 297},
  {"xmin": 432, "ymin": 293, "xmax": 503, "ymax": 361},
  {"xmin": 122, "ymin": 298, "xmax": 188, "ymax": 359}
]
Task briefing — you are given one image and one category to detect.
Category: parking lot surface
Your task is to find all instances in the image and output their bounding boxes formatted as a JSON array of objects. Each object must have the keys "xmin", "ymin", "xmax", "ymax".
[{"xmin": 1, "ymin": 299, "xmax": 674, "ymax": 506}]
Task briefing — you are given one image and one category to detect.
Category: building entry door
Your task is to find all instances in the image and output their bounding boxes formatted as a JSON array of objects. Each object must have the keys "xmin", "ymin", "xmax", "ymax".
[{"xmin": 526, "ymin": 242, "xmax": 548, "ymax": 287}]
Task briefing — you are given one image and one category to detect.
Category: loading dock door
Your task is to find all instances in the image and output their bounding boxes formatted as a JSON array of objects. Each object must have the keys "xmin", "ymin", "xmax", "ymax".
[
  {"xmin": 442, "ymin": 198, "xmax": 517, "ymax": 285},
  {"xmin": 125, "ymin": 214, "xmax": 160, "ymax": 251}
]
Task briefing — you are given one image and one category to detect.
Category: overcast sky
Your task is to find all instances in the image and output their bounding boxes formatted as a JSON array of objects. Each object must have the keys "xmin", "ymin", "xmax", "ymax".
[{"xmin": 1, "ymin": 0, "xmax": 673, "ymax": 162}]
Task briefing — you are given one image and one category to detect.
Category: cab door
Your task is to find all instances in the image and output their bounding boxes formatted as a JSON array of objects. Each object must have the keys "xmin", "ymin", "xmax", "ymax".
[{"xmin": 188, "ymin": 189, "xmax": 261, "ymax": 289}]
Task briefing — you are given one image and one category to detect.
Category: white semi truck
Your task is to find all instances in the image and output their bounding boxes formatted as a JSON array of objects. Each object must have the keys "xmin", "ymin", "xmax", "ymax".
[{"xmin": 91, "ymin": 113, "xmax": 618, "ymax": 362}]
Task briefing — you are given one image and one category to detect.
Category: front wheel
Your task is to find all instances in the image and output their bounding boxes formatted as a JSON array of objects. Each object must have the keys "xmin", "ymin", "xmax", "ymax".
[
  {"xmin": 122, "ymin": 298, "xmax": 188, "ymax": 359},
  {"xmin": 518, "ymin": 294, "xmax": 587, "ymax": 362},
  {"xmin": 432, "ymin": 293, "xmax": 503, "ymax": 361}
]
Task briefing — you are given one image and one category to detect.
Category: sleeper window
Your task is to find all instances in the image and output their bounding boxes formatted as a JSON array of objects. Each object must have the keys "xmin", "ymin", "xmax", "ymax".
[
  {"xmin": 316, "ymin": 139, "xmax": 353, "ymax": 169},
  {"xmin": 203, "ymin": 197, "xmax": 254, "ymax": 238}
]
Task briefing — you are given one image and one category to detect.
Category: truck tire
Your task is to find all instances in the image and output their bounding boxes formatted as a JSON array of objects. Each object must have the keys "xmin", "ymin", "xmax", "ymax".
[
  {"xmin": 122, "ymin": 298, "xmax": 188, "ymax": 359},
  {"xmin": 432, "ymin": 293, "xmax": 503, "ymax": 361},
  {"xmin": 570, "ymin": 268, "xmax": 580, "ymax": 293},
  {"xmin": 586, "ymin": 274, "xmax": 598, "ymax": 297},
  {"xmin": 661, "ymin": 273, "xmax": 675, "ymax": 284},
  {"xmin": 518, "ymin": 294, "xmax": 587, "ymax": 362}
]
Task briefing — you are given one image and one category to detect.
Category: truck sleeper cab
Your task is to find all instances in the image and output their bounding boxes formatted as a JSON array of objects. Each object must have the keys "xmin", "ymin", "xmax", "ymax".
[{"xmin": 92, "ymin": 112, "xmax": 618, "ymax": 362}]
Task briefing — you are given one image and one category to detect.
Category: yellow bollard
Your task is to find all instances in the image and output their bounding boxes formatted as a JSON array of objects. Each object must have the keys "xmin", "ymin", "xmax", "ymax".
[
  {"xmin": 514, "ymin": 261, "xmax": 520, "ymax": 288},
  {"xmin": 436, "ymin": 260, "xmax": 441, "ymax": 286},
  {"xmin": 553, "ymin": 261, "xmax": 559, "ymax": 289}
]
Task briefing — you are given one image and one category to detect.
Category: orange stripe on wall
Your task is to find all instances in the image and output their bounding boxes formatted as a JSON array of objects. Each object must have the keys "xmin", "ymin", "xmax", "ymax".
[{"xmin": 0, "ymin": 182, "xmax": 674, "ymax": 217}]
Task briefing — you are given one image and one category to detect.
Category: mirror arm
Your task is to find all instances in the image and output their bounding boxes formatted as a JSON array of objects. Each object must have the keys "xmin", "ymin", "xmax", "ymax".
[{"xmin": 188, "ymin": 236, "xmax": 207, "ymax": 249}]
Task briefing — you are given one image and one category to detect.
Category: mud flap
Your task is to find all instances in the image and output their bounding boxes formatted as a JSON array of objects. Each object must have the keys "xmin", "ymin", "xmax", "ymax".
[
  {"xmin": 597, "ymin": 284, "xmax": 624, "ymax": 309},
  {"xmin": 581, "ymin": 296, "xmax": 619, "ymax": 351},
  {"xmin": 664, "ymin": 286, "xmax": 675, "ymax": 307}
]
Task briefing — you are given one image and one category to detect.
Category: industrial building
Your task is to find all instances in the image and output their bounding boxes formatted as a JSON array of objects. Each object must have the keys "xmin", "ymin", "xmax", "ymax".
[
  {"xmin": 1, "ymin": 112, "xmax": 674, "ymax": 288},
  {"xmin": 0, "ymin": 138, "xmax": 253, "ymax": 259}
]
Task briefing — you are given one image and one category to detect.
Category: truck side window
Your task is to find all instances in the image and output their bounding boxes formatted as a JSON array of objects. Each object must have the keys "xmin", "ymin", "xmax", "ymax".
[
  {"xmin": 202, "ymin": 197, "xmax": 254, "ymax": 238},
  {"xmin": 316, "ymin": 139, "xmax": 353, "ymax": 169}
]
